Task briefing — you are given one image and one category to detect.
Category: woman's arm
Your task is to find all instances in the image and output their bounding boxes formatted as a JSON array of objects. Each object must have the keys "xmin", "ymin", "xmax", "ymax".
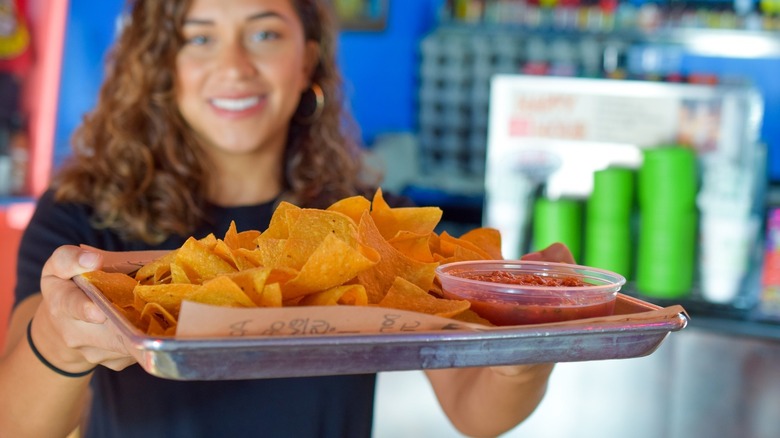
[
  {"xmin": 425, "ymin": 243, "xmax": 576, "ymax": 437},
  {"xmin": 0, "ymin": 246, "xmax": 135, "ymax": 437}
]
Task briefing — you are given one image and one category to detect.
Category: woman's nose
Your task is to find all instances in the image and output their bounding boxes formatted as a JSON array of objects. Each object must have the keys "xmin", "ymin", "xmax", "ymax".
[{"xmin": 217, "ymin": 41, "xmax": 257, "ymax": 79}]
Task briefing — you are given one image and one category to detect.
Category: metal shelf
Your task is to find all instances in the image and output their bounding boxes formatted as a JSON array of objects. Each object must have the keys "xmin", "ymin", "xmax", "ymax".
[
  {"xmin": 644, "ymin": 27, "xmax": 780, "ymax": 58},
  {"xmin": 436, "ymin": 23, "xmax": 780, "ymax": 58}
]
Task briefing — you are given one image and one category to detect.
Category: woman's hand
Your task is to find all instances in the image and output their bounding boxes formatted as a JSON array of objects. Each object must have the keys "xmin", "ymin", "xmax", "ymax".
[
  {"xmin": 426, "ymin": 242, "xmax": 576, "ymax": 437},
  {"xmin": 487, "ymin": 242, "xmax": 575, "ymax": 378},
  {"xmin": 32, "ymin": 245, "xmax": 137, "ymax": 373},
  {"xmin": 520, "ymin": 241, "xmax": 576, "ymax": 264}
]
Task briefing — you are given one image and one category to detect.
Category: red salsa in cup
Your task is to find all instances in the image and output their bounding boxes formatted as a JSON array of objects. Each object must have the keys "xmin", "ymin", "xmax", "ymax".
[
  {"xmin": 450, "ymin": 270, "xmax": 616, "ymax": 326},
  {"xmin": 468, "ymin": 298, "xmax": 616, "ymax": 326},
  {"xmin": 459, "ymin": 271, "xmax": 587, "ymax": 287}
]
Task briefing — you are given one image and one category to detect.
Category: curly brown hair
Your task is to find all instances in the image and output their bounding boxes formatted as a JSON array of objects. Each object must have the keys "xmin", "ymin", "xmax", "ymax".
[{"xmin": 53, "ymin": 0, "xmax": 376, "ymax": 244}]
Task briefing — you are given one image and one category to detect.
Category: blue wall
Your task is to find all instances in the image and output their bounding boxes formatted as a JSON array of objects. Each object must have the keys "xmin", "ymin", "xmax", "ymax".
[
  {"xmin": 54, "ymin": 0, "xmax": 124, "ymax": 167},
  {"xmin": 337, "ymin": 0, "xmax": 442, "ymax": 145},
  {"xmin": 681, "ymin": 55, "xmax": 780, "ymax": 182}
]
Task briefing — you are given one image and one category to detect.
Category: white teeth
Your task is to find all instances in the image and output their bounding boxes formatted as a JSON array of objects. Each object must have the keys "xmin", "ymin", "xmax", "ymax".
[{"xmin": 211, "ymin": 96, "xmax": 260, "ymax": 111}]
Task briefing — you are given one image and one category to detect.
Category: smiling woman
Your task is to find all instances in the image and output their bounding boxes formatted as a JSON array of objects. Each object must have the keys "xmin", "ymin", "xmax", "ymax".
[
  {"xmin": 0, "ymin": 1, "xmax": 563, "ymax": 437},
  {"xmin": 53, "ymin": 0, "xmax": 374, "ymax": 244}
]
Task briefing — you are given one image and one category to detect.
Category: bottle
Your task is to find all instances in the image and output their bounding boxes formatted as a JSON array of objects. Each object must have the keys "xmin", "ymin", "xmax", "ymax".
[
  {"xmin": 548, "ymin": 38, "xmax": 579, "ymax": 77},
  {"xmin": 9, "ymin": 114, "xmax": 28, "ymax": 196},
  {"xmin": 602, "ymin": 39, "xmax": 628, "ymax": 79},
  {"xmin": 522, "ymin": 36, "xmax": 550, "ymax": 76},
  {"xmin": 0, "ymin": 125, "xmax": 10, "ymax": 196}
]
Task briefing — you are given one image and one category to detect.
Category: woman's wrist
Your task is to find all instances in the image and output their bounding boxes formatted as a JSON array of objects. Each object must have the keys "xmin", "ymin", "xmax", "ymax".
[{"xmin": 27, "ymin": 318, "xmax": 96, "ymax": 378}]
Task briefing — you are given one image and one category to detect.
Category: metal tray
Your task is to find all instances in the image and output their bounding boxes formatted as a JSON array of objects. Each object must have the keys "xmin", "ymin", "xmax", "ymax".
[{"xmin": 74, "ymin": 276, "xmax": 688, "ymax": 380}]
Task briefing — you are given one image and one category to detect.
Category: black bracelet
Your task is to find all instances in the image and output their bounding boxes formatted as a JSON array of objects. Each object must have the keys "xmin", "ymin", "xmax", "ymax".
[{"xmin": 26, "ymin": 319, "xmax": 96, "ymax": 378}]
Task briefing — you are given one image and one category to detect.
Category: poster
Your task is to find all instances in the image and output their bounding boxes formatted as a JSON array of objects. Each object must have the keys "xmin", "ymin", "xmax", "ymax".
[{"xmin": 483, "ymin": 75, "xmax": 763, "ymax": 259}]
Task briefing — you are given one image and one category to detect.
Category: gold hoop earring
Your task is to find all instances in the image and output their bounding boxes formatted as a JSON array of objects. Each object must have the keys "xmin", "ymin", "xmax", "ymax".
[{"xmin": 295, "ymin": 83, "xmax": 325, "ymax": 125}]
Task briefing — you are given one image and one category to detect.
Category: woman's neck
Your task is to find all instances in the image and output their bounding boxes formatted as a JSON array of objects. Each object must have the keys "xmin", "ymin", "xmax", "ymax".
[{"xmin": 206, "ymin": 151, "xmax": 284, "ymax": 207}]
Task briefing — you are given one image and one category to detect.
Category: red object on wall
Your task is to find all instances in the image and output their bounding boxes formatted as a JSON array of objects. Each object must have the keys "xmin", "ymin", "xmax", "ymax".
[
  {"xmin": 0, "ymin": 0, "xmax": 33, "ymax": 77},
  {"xmin": 0, "ymin": 0, "xmax": 68, "ymax": 349},
  {"xmin": 0, "ymin": 204, "xmax": 32, "ymax": 351}
]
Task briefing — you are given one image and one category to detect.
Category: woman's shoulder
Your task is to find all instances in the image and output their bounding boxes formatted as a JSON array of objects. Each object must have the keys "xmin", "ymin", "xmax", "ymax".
[
  {"xmin": 32, "ymin": 188, "xmax": 95, "ymax": 225},
  {"xmin": 24, "ymin": 188, "xmax": 143, "ymax": 251}
]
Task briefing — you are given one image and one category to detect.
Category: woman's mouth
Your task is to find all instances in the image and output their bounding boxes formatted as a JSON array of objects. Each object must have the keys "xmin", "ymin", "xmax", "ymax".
[{"xmin": 210, "ymin": 96, "xmax": 261, "ymax": 112}]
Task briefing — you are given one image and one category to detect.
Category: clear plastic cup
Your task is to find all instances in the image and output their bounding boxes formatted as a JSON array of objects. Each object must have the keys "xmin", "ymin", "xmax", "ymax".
[{"xmin": 435, "ymin": 260, "xmax": 625, "ymax": 326}]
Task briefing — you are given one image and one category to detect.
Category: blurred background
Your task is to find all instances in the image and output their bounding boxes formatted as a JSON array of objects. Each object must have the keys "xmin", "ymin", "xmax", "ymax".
[{"xmin": 2, "ymin": 0, "xmax": 780, "ymax": 436}]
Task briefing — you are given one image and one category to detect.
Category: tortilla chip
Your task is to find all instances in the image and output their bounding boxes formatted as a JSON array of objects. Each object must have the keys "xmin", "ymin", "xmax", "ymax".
[
  {"xmin": 356, "ymin": 212, "xmax": 438, "ymax": 304},
  {"xmin": 370, "ymin": 188, "xmax": 442, "ymax": 240},
  {"xmin": 299, "ymin": 284, "xmax": 368, "ymax": 306},
  {"xmin": 175, "ymin": 237, "xmax": 237, "ymax": 282},
  {"xmin": 459, "ymin": 227, "xmax": 503, "ymax": 260},
  {"xmin": 81, "ymin": 271, "xmax": 137, "ymax": 308},
  {"xmin": 281, "ymin": 233, "xmax": 379, "ymax": 299},
  {"xmin": 388, "ymin": 230, "xmax": 435, "ymax": 263},
  {"xmin": 259, "ymin": 201, "xmax": 300, "ymax": 239},
  {"xmin": 134, "ymin": 283, "xmax": 200, "ymax": 317},
  {"xmin": 187, "ymin": 276, "xmax": 255, "ymax": 308},
  {"xmin": 378, "ymin": 277, "xmax": 470, "ymax": 318},
  {"xmin": 140, "ymin": 302, "xmax": 178, "ymax": 336},
  {"xmin": 327, "ymin": 195, "xmax": 371, "ymax": 225},
  {"xmin": 134, "ymin": 250, "xmax": 177, "ymax": 285}
]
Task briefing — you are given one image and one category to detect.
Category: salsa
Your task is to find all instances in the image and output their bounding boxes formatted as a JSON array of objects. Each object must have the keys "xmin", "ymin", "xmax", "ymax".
[
  {"xmin": 469, "ymin": 299, "xmax": 616, "ymax": 326},
  {"xmin": 459, "ymin": 270, "xmax": 587, "ymax": 287}
]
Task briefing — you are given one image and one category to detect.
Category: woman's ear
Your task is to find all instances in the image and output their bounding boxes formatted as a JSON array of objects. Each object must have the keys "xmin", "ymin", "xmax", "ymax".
[{"xmin": 302, "ymin": 40, "xmax": 321, "ymax": 89}]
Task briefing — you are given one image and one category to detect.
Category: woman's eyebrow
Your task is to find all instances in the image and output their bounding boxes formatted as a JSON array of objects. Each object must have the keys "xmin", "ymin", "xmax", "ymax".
[
  {"xmin": 246, "ymin": 11, "xmax": 284, "ymax": 22},
  {"xmin": 183, "ymin": 11, "xmax": 284, "ymax": 26},
  {"xmin": 183, "ymin": 18, "xmax": 213, "ymax": 26}
]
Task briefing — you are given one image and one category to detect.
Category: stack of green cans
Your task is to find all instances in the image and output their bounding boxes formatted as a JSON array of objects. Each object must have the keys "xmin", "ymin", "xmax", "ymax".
[
  {"xmin": 532, "ymin": 197, "xmax": 583, "ymax": 263},
  {"xmin": 636, "ymin": 147, "xmax": 698, "ymax": 299},
  {"xmin": 584, "ymin": 167, "xmax": 634, "ymax": 279}
]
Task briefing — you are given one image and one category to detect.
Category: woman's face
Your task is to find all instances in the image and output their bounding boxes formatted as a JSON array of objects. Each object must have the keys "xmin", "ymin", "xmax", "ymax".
[{"xmin": 176, "ymin": 0, "xmax": 319, "ymax": 159}]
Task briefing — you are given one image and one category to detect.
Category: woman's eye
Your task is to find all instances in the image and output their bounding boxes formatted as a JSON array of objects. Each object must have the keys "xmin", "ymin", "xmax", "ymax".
[
  {"xmin": 249, "ymin": 31, "xmax": 279, "ymax": 42},
  {"xmin": 185, "ymin": 35, "xmax": 210, "ymax": 46}
]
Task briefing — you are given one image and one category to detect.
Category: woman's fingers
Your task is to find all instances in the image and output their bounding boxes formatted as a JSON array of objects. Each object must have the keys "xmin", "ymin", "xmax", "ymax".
[
  {"xmin": 40, "ymin": 246, "xmax": 106, "ymax": 324},
  {"xmin": 41, "ymin": 245, "xmax": 102, "ymax": 281},
  {"xmin": 76, "ymin": 331, "xmax": 133, "ymax": 369},
  {"xmin": 521, "ymin": 242, "xmax": 576, "ymax": 264}
]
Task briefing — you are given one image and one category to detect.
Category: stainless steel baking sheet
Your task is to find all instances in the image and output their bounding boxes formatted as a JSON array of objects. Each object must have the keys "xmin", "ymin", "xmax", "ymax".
[{"xmin": 74, "ymin": 276, "xmax": 687, "ymax": 380}]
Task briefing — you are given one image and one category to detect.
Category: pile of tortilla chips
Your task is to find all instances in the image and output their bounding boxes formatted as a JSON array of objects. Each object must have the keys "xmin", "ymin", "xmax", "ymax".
[{"xmin": 82, "ymin": 189, "xmax": 503, "ymax": 336}]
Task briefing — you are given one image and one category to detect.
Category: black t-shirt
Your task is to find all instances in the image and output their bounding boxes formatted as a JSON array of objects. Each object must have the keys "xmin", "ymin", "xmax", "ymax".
[{"xmin": 14, "ymin": 190, "xmax": 379, "ymax": 438}]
